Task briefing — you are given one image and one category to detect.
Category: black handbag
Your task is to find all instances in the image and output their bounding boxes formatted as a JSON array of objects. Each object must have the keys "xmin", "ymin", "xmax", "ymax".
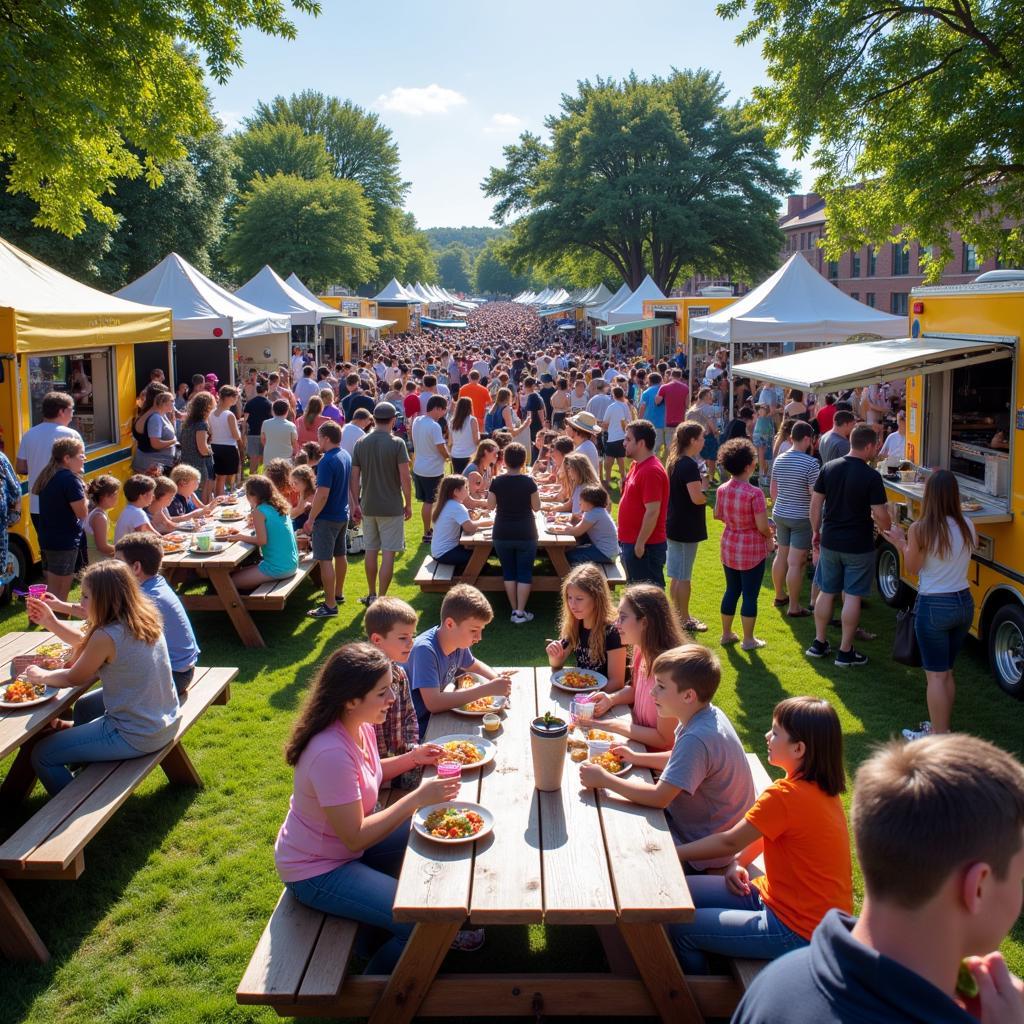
[{"xmin": 892, "ymin": 599, "xmax": 922, "ymax": 667}]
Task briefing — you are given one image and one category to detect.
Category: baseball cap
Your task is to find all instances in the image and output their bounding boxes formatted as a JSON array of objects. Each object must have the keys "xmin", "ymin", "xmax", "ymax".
[{"xmin": 373, "ymin": 401, "xmax": 397, "ymax": 420}]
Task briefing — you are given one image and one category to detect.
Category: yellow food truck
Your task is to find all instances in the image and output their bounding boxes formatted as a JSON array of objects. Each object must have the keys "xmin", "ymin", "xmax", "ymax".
[
  {"xmin": 739, "ymin": 271, "xmax": 1024, "ymax": 698},
  {"xmin": 0, "ymin": 239, "xmax": 172, "ymax": 595}
]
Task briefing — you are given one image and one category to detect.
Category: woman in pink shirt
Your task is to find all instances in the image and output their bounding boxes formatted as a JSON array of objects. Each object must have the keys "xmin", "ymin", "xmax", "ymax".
[
  {"xmin": 294, "ymin": 395, "xmax": 329, "ymax": 449},
  {"xmin": 587, "ymin": 585, "xmax": 685, "ymax": 752},
  {"xmin": 275, "ymin": 643, "xmax": 464, "ymax": 971}
]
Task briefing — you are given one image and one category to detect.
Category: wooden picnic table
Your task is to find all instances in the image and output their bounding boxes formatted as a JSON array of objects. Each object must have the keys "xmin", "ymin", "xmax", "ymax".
[{"xmin": 319, "ymin": 665, "xmax": 735, "ymax": 1024}]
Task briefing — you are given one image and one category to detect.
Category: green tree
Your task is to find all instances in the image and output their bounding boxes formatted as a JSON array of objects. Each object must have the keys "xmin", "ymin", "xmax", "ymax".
[
  {"xmin": 482, "ymin": 70, "xmax": 794, "ymax": 292},
  {"xmin": 225, "ymin": 173, "xmax": 377, "ymax": 290},
  {"xmin": 437, "ymin": 244, "xmax": 473, "ymax": 293},
  {"xmin": 232, "ymin": 123, "xmax": 332, "ymax": 185},
  {"xmin": 473, "ymin": 240, "xmax": 530, "ymax": 296},
  {"xmin": 720, "ymin": 0, "xmax": 1024, "ymax": 277},
  {"xmin": 0, "ymin": 2, "xmax": 318, "ymax": 237}
]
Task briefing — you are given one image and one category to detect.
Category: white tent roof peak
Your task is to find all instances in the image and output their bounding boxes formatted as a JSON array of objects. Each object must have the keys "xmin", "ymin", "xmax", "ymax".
[
  {"xmin": 236, "ymin": 265, "xmax": 337, "ymax": 326},
  {"xmin": 606, "ymin": 275, "xmax": 666, "ymax": 323},
  {"xmin": 590, "ymin": 282, "xmax": 633, "ymax": 322},
  {"xmin": 374, "ymin": 278, "xmax": 421, "ymax": 303},
  {"xmin": 585, "ymin": 283, "xmax": 614, "ymax": 307},
  {"xmin": 689, "ymin": 252, "xmax": 905, "ymax": 344},
  {"xmin": 285, "ymin": 273, "xmax": 326, "ymax": 305}
]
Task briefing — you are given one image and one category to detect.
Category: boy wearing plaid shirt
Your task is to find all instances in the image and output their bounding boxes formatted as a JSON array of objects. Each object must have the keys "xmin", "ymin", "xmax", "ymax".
[{"xmin": 365, "ymin": 597, "xmax": 422, "ymax": 789}]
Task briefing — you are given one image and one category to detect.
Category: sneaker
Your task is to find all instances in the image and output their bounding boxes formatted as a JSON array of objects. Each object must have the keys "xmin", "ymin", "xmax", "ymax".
[
  {"xmin": 834, "ymin": 647, "xmax": 868, "ymax": 667},
  {"xmin": 358, "ymin": 594, "xmax": 377, "ymax": 607},
  {"xmin": 511, "ymin": 610, "xmax": 527, "ymax": 624},
  {"xmin": 902, "ymin": 721, "xmax": 933, "ymax": 742},
  {"xmin": 307, "ymin": 603, "xmax": 338, "ymax": 619},
  {"xmin": 518, "ymin": 610, "xmax": 534, "ymax": 622},
  {"xmin": 450, "ymin": 928, "xmax": 485, "ymax": 953},
  {"xmin": 805, "ymin": 638, "xmax": 831, "ymax": 659}
]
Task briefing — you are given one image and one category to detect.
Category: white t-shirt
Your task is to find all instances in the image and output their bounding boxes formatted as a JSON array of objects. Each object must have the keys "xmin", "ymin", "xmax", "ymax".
[
  {"xmin": 603, "ymin": 400, "xmax": 631, "ymax": 442},
  {"xmin": 290, "ymin": 355, "xmax": 306, "ymax": 379},
  {"xmin": 879, "ymin": 430, "xmax": 906, "ymax": 463},
  {"xmin": 473, "ymin": 360, "xmax": 491, "ymax": 378},
  {"xmin": 576, "ymin": 439, "xmax": 600, "ymax": 475},
  {"xmin": 115, "ymin": 504, "xmax": 152, "ymax": 543},
  {"xmin": 450, "ymin": 417, "xmax": 477, "ymax": 458},
  {"xmin": 262, "ymin": 416, "xmax": 298, "ymax": 462},
  {"xmin": 431, "ymin": 500, "xmax": 470, "ymax": 557},
  {"xmin": 341, "ymin": 423, "xmax": 367, "ymax": 458},
  {"xmin": 209, "ymin": 409, "xmax": 237, "ymax": 445},
  {"xmin": 603, "ymin": 367, "xmax": 618, "ymax": 384},
  {"xmin": 17, "ymin": 421, "xmax": 83, "ymax": 514},
  {"xmin": 412, "ymin": 416, "xmax": 447, "ymax": 477}
]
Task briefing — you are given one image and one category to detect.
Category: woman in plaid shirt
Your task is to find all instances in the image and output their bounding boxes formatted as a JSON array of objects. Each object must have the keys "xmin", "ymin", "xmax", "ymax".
[{"xmin": 714, "ymin": 438, "xmax": 774, "ymax": 651}]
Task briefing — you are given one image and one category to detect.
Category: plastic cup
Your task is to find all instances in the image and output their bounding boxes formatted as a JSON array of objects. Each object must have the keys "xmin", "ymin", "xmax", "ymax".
[
  {"xmin": 570, "ymin": 699, "xmax": 595, "ymax": 726},
  {"xmin": 482, "ymin": 713, "xmax": 501, "ymax": 732},
  {"xmin": 437, "ymin": 760, "xmax": 462, "ymax": 781},
  {"xmin": 28, "ymin": 584, "xmax": 47, "ymax": 598},
  {"xmin": 196, "ymin": 533, "xmax": 211, "ymax": 552}
]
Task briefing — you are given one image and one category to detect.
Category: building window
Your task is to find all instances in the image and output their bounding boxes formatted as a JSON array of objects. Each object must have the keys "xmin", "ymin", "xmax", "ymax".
[
  {"xmin": 865, "ymin": 292, "xmax": 876, "ymax": 307},
  {"xmin": 800, "ymin": 232, "xmax": 806, "ymax": 250},
  {"xmin": 851, "ymin": 292, "xmax": 860, "ymax": 301},
  {"xmin": 827, "ymin": 260, "xmax": 839, "ymax": 280},
  {"xmin": 851, "ymin": 251, "xmax": 861, "ymax": 277},
  {"xmin": 890, "ymin": 293, "xmax": 909, "ymax": 316},
  {"xmin": 963, "ymin": 243, "xmax": 979, "ymax": 272},
  {"xmin": 892, "ymin": 244, "xmax": 910, "ymax": 275},
  {"xmin": 867, "ymin": 249, "xmax": 876, "ymax": 276},
  {"xmin": 28, "ymin": 350, "xmax": 116, "ymax": 448}
]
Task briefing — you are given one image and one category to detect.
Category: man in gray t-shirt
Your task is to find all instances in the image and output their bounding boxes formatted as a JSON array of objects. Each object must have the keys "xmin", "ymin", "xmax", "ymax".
[
  {"xmin": 818, "ymin": 410, "xmax": 856, "ymax": 465},
  {"xmin": 662, "ymin": 704, "xmax": 756, "ymax": 870}
]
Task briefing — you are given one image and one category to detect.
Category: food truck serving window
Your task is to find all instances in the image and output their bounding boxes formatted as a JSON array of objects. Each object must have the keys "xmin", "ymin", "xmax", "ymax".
[{"xmin": 28, "ymin": 349, "xmax": 116, "ymax": 448}]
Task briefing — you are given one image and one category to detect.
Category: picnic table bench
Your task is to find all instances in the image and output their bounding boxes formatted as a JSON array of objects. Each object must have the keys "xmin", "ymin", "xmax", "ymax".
[
  {"xmin": 0, "ymin": 631, "xmax": 236, "ymax": 962},
  {"xmin": 238, "ymin": 666, "xmax": 754, "ymax": 1022}
]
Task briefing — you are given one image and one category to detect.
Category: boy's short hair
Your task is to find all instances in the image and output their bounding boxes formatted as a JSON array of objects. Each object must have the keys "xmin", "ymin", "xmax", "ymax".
[
  {"xmin": 791, "ymin": 421, "xmax": 814, "ymax": 443},
  {"xmin": 850, "ymin": 424, "xmax": 879, "ymax": 450},
  {"xmin": 651, "ymin": 644, "xmax": 721, "ymax": 703},
  {"xmin": 579, "ymin": 485, "xmax": 608, "ymax": 508},
  {"xmin": 834, "ymin": 409, "xmax": 856, "ymax": 428},
  {"xmin": 124, "ymin": 474, "xmax": 157, "ymax": 501},
  {"xmin": 853, "ymin": 734, "xmax": 1024, "ymax": 909},
  {"xmin": 153, "ymin": 476, "xmax": 177, "ymax": 499},
  {"xmin": 503, "ymin": 442, "xmax": 527, "ymax": 470},
  {"xmin": 271, "ymin": 399, "xmax": 289, "ymax": 416},
  {"xmin": 365, "ymin": 596, "xmax": 418, "ymax": 638},
  {"xmin": 440, "ymin": 584, "xmax": 494, "ymax": 626},
  {"xmin": 425, "ymin": 395, "xmax": 447, "ymax": 413},
  {"xmin": 114, "ymin": 531, "xmax": 163, "ymax": 576},
  {"xmin": 318, "ymin": 421, "xmax": 342, "ymax": 445}
]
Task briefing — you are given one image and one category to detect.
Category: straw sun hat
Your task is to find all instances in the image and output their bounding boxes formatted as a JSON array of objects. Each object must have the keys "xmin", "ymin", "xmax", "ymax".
[{"xmin": 566, "ymin": 410, "xmax": 601, "ymax": 434}]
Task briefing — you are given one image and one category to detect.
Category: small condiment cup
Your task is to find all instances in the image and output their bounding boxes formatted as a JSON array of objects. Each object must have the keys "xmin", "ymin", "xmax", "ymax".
[
  {"xmin": 482, "ymin": 713, "xmax": 501, "ymax": 732},
  {"xmin": 587, "ymin": 739, "xmax": 612, "ymax": 758}
]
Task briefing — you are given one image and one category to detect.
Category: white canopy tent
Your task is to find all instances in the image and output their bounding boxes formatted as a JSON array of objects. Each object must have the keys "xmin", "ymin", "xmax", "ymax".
[
  {"xmin": 584, "ymin": 283, "xmax": 614, "ymax": 308},
  {"xmin": 285, "ymin": 273, "xmax": 328, "ymax": 306},
  {"xmin": 605, "ymin": 275, "xmax": 666, "ymax": 324},
  {"xmin": 589, "ymin": 282, "xmax": 633, "ymax": 323},
  {"xmin": 236, "ymin": 265, "xmax": 338, "ymax": 327},
  {"xmin": 374, "ymin": 278, "xmax": 422, "ymax": 304},
  {"xmin": 117, "ymin": 252, "xmax": 290, "ymax": 383}
]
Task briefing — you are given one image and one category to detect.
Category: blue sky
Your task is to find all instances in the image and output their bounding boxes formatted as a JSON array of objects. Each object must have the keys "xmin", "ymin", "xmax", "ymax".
[{"xmin": 209, "ymin": 0, "xmax": 813, "ymax": 228}]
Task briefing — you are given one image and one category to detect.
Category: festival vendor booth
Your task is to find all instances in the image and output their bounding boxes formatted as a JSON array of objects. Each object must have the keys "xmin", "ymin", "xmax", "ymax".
[
  {"xmin": 594, "ymin": 275, "xmax": 667, "ymax": 354},
  {"xmin": 309, "ymin": 289, "xmax": 395, "ymax": 362},
  {"xmin": 117, "ymin": 253, "xmax": 290, "ymax": 387},
  {"xmin": 373, "ymin": 278, "xmax": 423, "ymax": 335},
  {"xmin": 587, "ymin": 282, "xmax": 633, "ymax": 329},
  {"xmin": 739, "ymin": 271, "xmax": 1024, "ymax": 697},
  {"xmin": 642, "ymin": 292, "xmax": 736, "ymax": 361},
  {"xmin": 689, "ymin": 252, "xmax": 905, "ymax": 415},
  {"xmin": 0, "ymin": 237, "xmax": 173, "ymax": 583}
]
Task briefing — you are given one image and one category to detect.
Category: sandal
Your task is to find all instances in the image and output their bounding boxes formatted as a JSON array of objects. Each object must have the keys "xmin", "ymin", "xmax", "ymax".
[
  {"xmin": 773, "ymin": 597, "xmax": 788, "ymax": 607},
  {"xmin": 684, "ymin": 618, "xmax": 708, "ymax": 633},
  {"xmin": 786, "ymin": 607, "xmax": 812, "ymax": 618},
  {"xmin": 720, "ymin": 633, "xmax": 740, "ymax": 645},
  {"xmin": 741, "ymin": 638, "xmax": 767, "ymax": 651}
]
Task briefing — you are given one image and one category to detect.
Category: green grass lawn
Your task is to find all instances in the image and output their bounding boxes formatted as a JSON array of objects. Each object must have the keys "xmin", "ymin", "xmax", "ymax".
[{"xmin": 1, "ymin": 500, "xmax": 1022, "ymax": 1024}]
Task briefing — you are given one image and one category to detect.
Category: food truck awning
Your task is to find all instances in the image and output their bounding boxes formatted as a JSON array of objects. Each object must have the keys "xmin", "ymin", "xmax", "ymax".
[
  {"xmin": 738, "ymin": 335, "xmax": 1014, "ymax": 391},
  {"xmin": 596, "ymin": 318, "xmax": 664, "ymax": 337},
  {"xmin": 336, "ymin": 317, "xmax": 397, "ymax": 330}
]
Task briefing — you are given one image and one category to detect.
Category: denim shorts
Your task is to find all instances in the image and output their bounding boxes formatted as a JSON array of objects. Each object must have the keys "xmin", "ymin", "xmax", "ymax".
[
  {"xmin": 772, "ymin": 513, "xmax": 812, "ymax": 551},
  {"xmin": 493, "ymin": 538, "xmax": 537, "ymax": 583},
  {"xmin": 915, "ymin": 590, "xmax": 974, "ymax": 672},
  {"xmin": 813, "ymin": 546, "xmax": 874, "ymax": 597},
  {"xmin": 667, "ymin": 539, "xmax": 701, "ymax": 581}
]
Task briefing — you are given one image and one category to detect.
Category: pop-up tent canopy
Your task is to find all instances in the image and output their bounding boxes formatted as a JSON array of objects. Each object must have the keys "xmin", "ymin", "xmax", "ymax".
[
  {"xmin": 285, "ymin": 273, "xmax": 328, "ymax": 306},
  {"xmin": 236, "ymin": 265, "xmax": 338, "ymax": 327},
  {"xmin": 374, "ymin": 278, "xmax": 422, "ymax": 304},
  {"xmin": 589, "ymin": 282, "xmax": 633, "ymax": 323},
  {"xmin": 0, "ymin": 236, "xmax": 170, "ymax": 353},
  {"xmin": 606, "ymin": 275, "xmax": 666, "ymax": 324},
  {"xmin": 117, "ymin": 252, "xmax": 290, "ymax": 383}
]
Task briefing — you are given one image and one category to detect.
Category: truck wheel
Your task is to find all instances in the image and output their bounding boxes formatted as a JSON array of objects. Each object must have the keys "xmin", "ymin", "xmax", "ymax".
[
  {"xmin": 875, "ymin": 543, "xmax": 913, "ymax": 609},
  {"xmin": 0, "ymin": 535, "xmax": 30, "ymax": 606},
  {"xmin": 989, "ymin": 604, "xmax": 1024, "ymax": 700}
]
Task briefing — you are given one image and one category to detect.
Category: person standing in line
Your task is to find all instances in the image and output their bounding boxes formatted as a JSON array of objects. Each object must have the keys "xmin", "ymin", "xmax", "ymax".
[
  {"xmin": 487, "ymin": 442, "xmax": 540, "ymax": 624},
  {"xmin": 818, "ymin": 410, "xmax": 856, "ymax": 464},
  {"xmin": 33, "ymin": 438, "xmax": 88, "ymax": 600},
  {"xmin": 617, "ymin": 420, "xmax": 670, "ymax": 587},
  {"xmin": 601, "ymin": 386, "xmax": 632, "ymax": 489},
  {"xmin": 637, "ymin": 372, "xmax": 667, "ymax": 456},
  {"xmin": 294, "ymin": 365, "xmax": 321, "ymax": 412},
  {"xmin": 449, "ymin": 397, "xmax": 480, "ymax": 475},
  {"xmin": 410, "ymin": 395, "xmax": 449, "ymax": 543},
  {"xmin": 458, "ymin": 370, "xmax": 491, "ymax": 431},
  {"xmin": 520, "ymin": 377, "xmax": 548, "ymax": 463},
  {"xmin": 304, "ymin": 421, "xmax": 352, "ymax": 620},
  {"xmin": 243, "ymin": 381, "xmax": 273, "ymax": 476},
  {"xmin": 655, "ymin": 369, "xmax": 689, "ymax": 452},
  {"xmin": 806, "ymin": 425, "xmax": 891, "ymax": 667},
  {"xmin": 884, "ymin": 470, "xmax": 976, "ymax": 740},
  {"xmin": 209, "ymin": 385, "xmax": 242, "ymax": 496},
  {"xmin": 770, "ymin": 421, "xmax": 820, "ymax": 617},
  {"xmin": 341, "ymin": 409, "xmax": 373, "ymax": 458},
  {"xmin": 665, "ymin": 422, "xmax": 709, "ymax": 633},
  {"xmin": 132, "ymin": 388, "xmax": 179, "ymax": 475},
  {"xmin": 350, "ymin": 403, "xmax": 412, "ymax": 607}
]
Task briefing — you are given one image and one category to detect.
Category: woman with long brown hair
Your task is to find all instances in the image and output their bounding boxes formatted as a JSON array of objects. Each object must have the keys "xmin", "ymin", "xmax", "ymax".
[
  {"xmin": 885, "ymin": 469, "xmax": 976, "ymax": 738},
  {"xmin": 33, "ymin": 437, "xmax": 88, "ymax": 599},
  {"xmin": 23, "ymin": 560, "xmax": 180, "ymax": 794},
  {"xmin": 449, "ymin": 396, "xmax": 480, "ymax": 474},
  {"xmin": 275, "ymin": 642, "xmax": 480, "ymax": 970},
  {"xmin": 295, "ymin": 394, "xmax": 328, "ymax": 449},
  {"xmin": 179, "ymin": 390, "xmax": 217, "ymax": 502}
]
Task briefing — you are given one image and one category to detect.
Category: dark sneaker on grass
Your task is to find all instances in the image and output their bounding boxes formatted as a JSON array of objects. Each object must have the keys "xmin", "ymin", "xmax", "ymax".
[
  {"xmin": 307, "ymin": 603, "xmax": 338, "ymax": 619},
  {"xmin": 834, "ymin": 647, "xmax": 868, "ymax": 667},
  {"xmin": 805, "ymin": 638, "xmax": 831, "ymax": 659}
]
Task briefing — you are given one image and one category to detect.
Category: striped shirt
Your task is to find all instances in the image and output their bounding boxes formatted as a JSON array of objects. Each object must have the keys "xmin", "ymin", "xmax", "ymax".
[{"xmin": 771, "ymin": 449, "xmax": 820, "ymax": 519}]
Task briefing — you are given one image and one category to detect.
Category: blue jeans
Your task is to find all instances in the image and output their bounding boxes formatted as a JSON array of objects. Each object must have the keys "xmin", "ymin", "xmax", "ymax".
[
  {"xmin": 721, "ymin": 560, "xmax": 766, "ymax": 618},
  {"xmin": 493, "ymin": 538, "xmax": 537, "ymax": 583},
  {"xmin": 566, "ymin": 543, "xmax": 614, "ymax": 566},
  {"xmin": 915, "ymin": 590, "xmax": 974, "ymax": 672},
  {"xmin": 31, "ymin": 689, "xmax": 143, "ymax": 795},
  {"xmin": 619, "ymin": 541, "xmax": 667, "ymax": 587},
  {"xmin": 287, "ymin": 828, "xmax": 413, "ymax": 974},
  {"xmin": 434, "ymin": 545, "xmax": 472, "ymax": 567},
  {"xmin": 667, "ymin": 875, "xmax": 808, "ymax": 974}
]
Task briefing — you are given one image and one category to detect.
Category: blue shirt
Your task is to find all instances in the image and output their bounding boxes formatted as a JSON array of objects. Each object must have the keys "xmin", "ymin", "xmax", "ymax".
[
  {"xmin": 315, "ymin": 446, "xmax": 352, "ymax": 522},
  {"xmin": 403, "ymin": 625, "xmax": 474, "ymax": 738},
  {"xmin": 639, "ymin": 385, "xmax": 666, "ymax": 428},
  {"xmin": 38, "ymin": 468, "xmax": 85, "ymax": 551},
  {"xmin": 141, "ymin": 574, "xmax": 200, "ymax": 672}
]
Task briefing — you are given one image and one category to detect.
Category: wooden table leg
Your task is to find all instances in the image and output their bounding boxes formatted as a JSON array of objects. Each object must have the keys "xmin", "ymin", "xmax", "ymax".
[
  {"xmin": 205, "ymin": 566, "xmax": 265, "ymax": 648},
  {"xmin": 546, "ymin": 544, "xmax": 573, "ymax": 578},
  {"xmin": 0, "ymin": 878, "xmax": 50, "ymax": 963},
  {"xmin": 160, "ymin": 743, "xmax": 203, "ymax": 786},
  {"xmin": 367, "ymin": 921, "xmax": 460, "ymax": 1024},
  {"xmin": 459, "ymin": 544, "xmax": 491, "ymax": 587},
  {"xmin": 618, "ymin": 921, "xmax": 703, "ymax": 1024}
]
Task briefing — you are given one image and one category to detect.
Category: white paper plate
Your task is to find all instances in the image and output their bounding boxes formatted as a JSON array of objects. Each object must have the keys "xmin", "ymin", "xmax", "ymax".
[
  {"xmin": 0, "ymin": 685, "xmax": 59, "ymax": 710},
  {"xmin": 551, "ymin": 668, "xmax": 607, "ymax": 693},
  {"xmin": 215, "ymin": 511, "xmax": 247, "ymax": 523},
  {"xmin": 189, "ymin": 541, "xmax": 229, "ymax": 555},
  {"xmin": 413, "ymin": 802, "xmax": 494, "ymax": 845},
  {"xmin": 452, "ymin": 695, "xmax": 507, "ymax": 717},
  {"xmin": 430, "ymin": 734, "xmax": 496, "ymax": 770}
]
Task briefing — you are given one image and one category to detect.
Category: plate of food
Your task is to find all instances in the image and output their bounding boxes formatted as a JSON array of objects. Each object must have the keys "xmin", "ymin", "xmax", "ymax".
[
  {"xmin": 551, "ymin": 668, "xmax": 607, "ymax": 693},
  {"xmin": 586, "ymin": 749, "xmax": 629, "ymax": 776},
  {"xmin": 431, "ymin": 735, "xmax": 496, "ymax": 769},
  {"xmin": 162, "ymin": 539, "xmax": 187, "ymax": 554},
  {"xmin": 189, "ymin": 540, "xmax": 229, "ymax": 555},
  {"xmin": 413, "ymin": 802, "xmax": 494, "ymax": 844},
  {"xmin": 33, "ymin": 640, "xmax": 72, "ymax": 669},
  {"xmin": 961, "ymin": 500, "xmax": 984, "ymax": 512},
  {"xmin": 214, "ymin": 525, "xmax": 236, "ymax": 540},
  {"xmin": 216, "ymin": 509, "xmax": 247, "ymax": 523},
  {"xmin": 453, "ymin": 694, "xmax": 508, "ymax": 716},
  {"xmin": 0, "ymin": 677, "xmax": 58, "ymax": 709}
]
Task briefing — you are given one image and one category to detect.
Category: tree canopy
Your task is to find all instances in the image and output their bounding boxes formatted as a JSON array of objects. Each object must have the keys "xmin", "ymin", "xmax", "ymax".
[
  {"xmin": 0, "ymin": 2, "xmax": 318, "ymax": 236},
  {"xmin": 232, "ymin": 123, "xmax": 333, "ymax": 185},
  {"xmin": 482, "ymin": 69, "xmax": 794, "ymax": 292},
  {"xmin": 224, "ymin": 173, "xmax": 376, "ymax": 290},
  {"xmin": 473, "ymin": 240, "xmax": 531, "ymax": 296},
  {"xmin": 437, "ymin": 245, "xmax": 473, "ymax": 293},
  {"xmin": 719, "ymin": 0, "xmax": 1024, "ymax": 278}
]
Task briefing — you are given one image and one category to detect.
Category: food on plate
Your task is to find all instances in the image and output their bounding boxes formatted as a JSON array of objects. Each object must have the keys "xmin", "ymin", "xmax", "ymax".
[
  {"xmin": 441, "ymin": 739, "xmax": 484, "ymax": 765},
  {"xmin": 3, "ymin": 677, "xmax": 46, "ymax": 703},
  {"xmin": 569, "ymin": 747, "xmax": 588, "ymax": 763},
  {"xmin": 559, "ymin": 670, "xmax": 600, "ymax": 690},
  {"xmin": 589, "ymin": 751, "xmax": 625, "ymax": 773},
  {"xmin": 218, "ymin": 510, "xmax": 246, "ymax": 522},
  {"xmin": 424, "ymin": 806, "xmax": 485, "ymax": 840},
  {"xmin": 162, "ymin": 541, "xmax": 185, "ymax": 554},
  {"xmin": 214, "ymin": 526, "xmax": 235, "ymax": 540},
  {"xmin": 457, "ymin": 674, "xmax": 479, "ymax": 689},
  {"xmin": 36, "ymin": 641, "xmax": 70, "ymax": 661},
  {"xmin": 960, "ymin": 500, "xmax": 983, "ymax": 512},
  {"xmin": 460, "ymin": 695, "xmax": 499, "ymax": 713},
  {"xmin": 588, "ymin": 728, "xmax": 615, "ymax": 742},
  {"xmin": 567, "ymin": 738, "xmax": 588, "ymax": 753}
]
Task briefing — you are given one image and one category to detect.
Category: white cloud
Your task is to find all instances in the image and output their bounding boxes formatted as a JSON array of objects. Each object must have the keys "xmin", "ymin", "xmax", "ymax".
[
  {"xmin": 484, "ymin": 112, "xmax": 524, "ymax": 134},
  {"xmin": 216, "ymin": 110, "xmax": 245, "ymax": 132},
  {"xmin": 375, "ymin": 84, "xmax": 468, "ymax": 116}
]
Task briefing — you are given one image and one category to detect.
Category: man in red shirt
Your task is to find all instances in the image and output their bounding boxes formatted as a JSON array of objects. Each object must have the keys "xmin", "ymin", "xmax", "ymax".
[
  {"xmin": 617, "ymin": 419, "xmax": 670, "ymax": 586},
  {"xmin": 402, "ymin": 381, "xmax": 421, "ymax": 433},
  {"xmin": 458, "ymin": 370, "xmax": 491, "ymax": 430},
  {"xmin": 655, "ymin": 369, "xmax": 690, "ymax": 437}
]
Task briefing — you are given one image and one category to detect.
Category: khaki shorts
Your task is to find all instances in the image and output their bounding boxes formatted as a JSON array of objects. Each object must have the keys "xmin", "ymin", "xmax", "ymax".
[{"xmin": 363, "ymin": 514, "xmax": 406, "ymax": 552}]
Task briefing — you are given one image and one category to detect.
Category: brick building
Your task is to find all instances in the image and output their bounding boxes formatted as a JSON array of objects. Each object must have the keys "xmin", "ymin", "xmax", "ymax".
[{"xmin": 779, "ymin": 193, "xmax": 1016, "ymax": 315}]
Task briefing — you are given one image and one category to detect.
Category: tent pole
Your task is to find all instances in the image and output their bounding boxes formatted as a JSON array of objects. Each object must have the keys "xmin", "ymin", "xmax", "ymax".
[{"xmin": 728, "ymin": 321, "xmax": 734, "ymax": 421}]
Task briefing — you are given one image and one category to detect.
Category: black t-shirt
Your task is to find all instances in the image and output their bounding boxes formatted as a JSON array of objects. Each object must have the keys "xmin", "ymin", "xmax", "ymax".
[
  {"xmin": 666, "ymin": 455, "xmax": 707, "ymax": 543},
  {"xmin": 341, "ymin": 392, "xmax": 375, "ymax": 421},
  {"xmin": 244, "ymin": 395, "xmax": 273, "ymax": 436},
  {"xmin": 524, "ymin": 393, "xmax": 545, "ymax": 436},
  {"xmin": 489, "ymin": 474, "xmax": 538, "ymax": 541},
  {"xmin": 814, "ymin": 455, "xmax": 887, "ymax": 554},
  {"xmin": 574, "ymin": 622, "xmax": 623, "ymax": 677},
  {"xmin": 539, "ymin": 385, "xmax": 556, "ymax": 417},
  {"xmin": 724, "ymin": 418, "xmax": 750, "ymax": 441},
  {"xmin": 38, "ymin": 469, "xmax": 86, "ymax": 550}
]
